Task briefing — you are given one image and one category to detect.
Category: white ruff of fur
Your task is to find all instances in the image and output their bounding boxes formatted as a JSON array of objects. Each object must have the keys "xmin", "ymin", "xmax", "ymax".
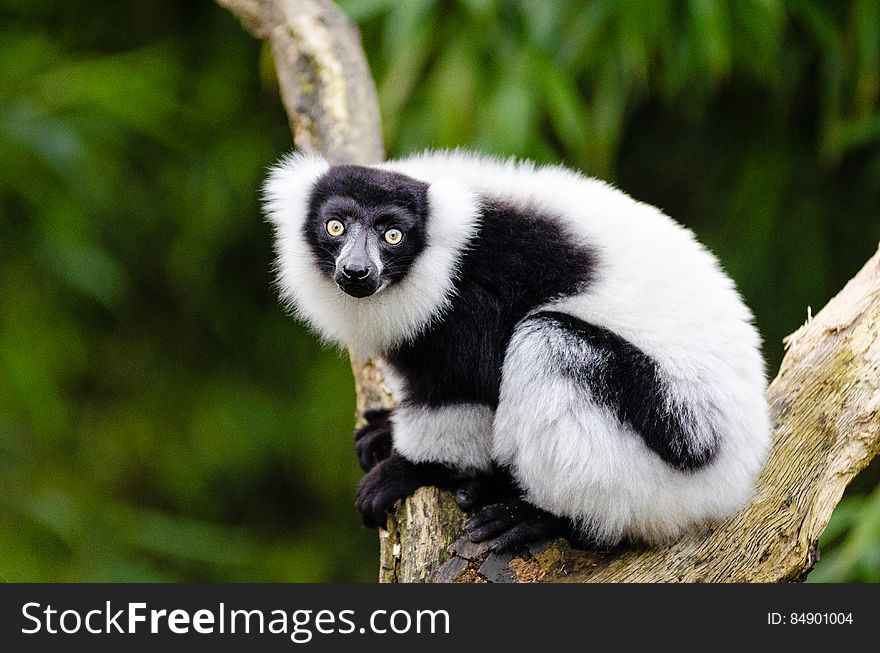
[{"xmin": 263, "ymin": 152, "xmax": 480, "ymax": 356}]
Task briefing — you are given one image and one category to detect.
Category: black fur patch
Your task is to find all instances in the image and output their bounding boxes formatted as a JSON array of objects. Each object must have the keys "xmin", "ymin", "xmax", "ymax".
[
  {"xmin": 465, "ymin": 497, "xmax": 570, "ymax": 553},
  {"xmin": 353, "ymin": 408, "xmax": 393, "ymax": 471},
  {"xmin": 454, "ymin": 466, "xmax": 520, "ymax": 511},
  {"xmin": 525, "ymin": 311, "xmax": 717, "ymax": 471},
  {"xmin": 385, "ymin": 199, "xmax": 596, "ymax": 409},
  {"xmin": 355, "ymin": 453, "xmax": 458, "ymax": 528},
  {"xmin": 304, "ymin": 165, "xmax": 430, "ymax": 287}
]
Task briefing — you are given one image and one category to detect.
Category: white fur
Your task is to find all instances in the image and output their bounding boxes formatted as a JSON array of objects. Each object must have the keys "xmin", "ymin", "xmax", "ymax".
[
  {"xmin": 265, "ymin": 149, "xmax": 770, "ymax": 544},
  {"xmin": 493, "ymin": 317, "xmax": 767, "ymax": 544},
  {"xmin": 392, "ymin": 404, "xmax": 495, "ymax": 472}
]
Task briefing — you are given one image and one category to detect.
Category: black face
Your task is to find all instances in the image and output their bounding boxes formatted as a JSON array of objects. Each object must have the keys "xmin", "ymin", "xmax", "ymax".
[{"xmin": 305, "ymin": 165, "xmax": 430, "ymax": 298}]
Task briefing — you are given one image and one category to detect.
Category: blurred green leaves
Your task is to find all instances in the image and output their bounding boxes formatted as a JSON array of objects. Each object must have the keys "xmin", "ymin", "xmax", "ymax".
[
  {"xmin": 352, "ymin": 0, "xmax": 798, "ymax": 173},
  {"xmin": 1, "ymin": 0, "xmax": 878, "ymax": 582},
  {"xmin": 810, "ymin": 480, "xmax": 880, "ymax": 583},
  {"xmin": 0, "ymin": 0, "xmax": 373, "ymax": 581}
]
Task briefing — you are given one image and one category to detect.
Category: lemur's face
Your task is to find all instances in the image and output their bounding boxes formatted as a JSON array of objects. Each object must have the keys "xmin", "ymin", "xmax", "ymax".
[{"xmin": 305, "ymin": 165, "xmax": 429, "ymax": 298}]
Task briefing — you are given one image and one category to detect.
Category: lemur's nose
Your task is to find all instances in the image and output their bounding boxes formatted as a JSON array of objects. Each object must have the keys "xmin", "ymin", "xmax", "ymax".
[{"xmin": 343, "ymin": 263, "xmax": 370, "ymax": 280}]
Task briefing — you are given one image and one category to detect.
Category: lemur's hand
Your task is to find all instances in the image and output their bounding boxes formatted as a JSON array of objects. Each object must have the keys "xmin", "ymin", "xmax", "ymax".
[
  {"xmin": 356, "ymin": 453, "xmax": 453, "ymax": 528},
  {"xmin": 354, "ymin": 408, "xmax": 393, "ymax": 471},
  {"xmin": 465, "ymin": 497, "xmax": 567, "ymax": 553}
]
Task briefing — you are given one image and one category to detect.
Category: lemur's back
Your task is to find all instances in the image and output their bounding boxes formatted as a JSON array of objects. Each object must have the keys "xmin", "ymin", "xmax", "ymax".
[
  {"xmin": 381, "ymin": 151, "xmax": 763, "ymax": 380},
  {"xmin": 385, "ymin": 197, "xmax": 594, "ymax": 409}
]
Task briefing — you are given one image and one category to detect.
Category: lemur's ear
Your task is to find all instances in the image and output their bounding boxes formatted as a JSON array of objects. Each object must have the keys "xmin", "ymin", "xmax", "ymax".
[{"xmin": 262, "ymin": 152, "xmax": 330, "ymax": 231}]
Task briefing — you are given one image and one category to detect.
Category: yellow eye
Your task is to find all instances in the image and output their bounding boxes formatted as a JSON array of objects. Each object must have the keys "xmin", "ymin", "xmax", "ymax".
[
  {"xmin": 384, "ymin": 228, "xmax": 403, "ymax": 245},
  {"xmin": 326, "ymin": 219, "xmax": 345, "ymax": 237}
]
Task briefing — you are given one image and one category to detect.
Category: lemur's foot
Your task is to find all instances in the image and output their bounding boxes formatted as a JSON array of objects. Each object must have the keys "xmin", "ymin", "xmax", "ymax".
[
  {"xmin": 354, "ymin": 408, "xmax": 393, "ymax": 471},
  {"xmin": 454, "ymin": 468, "xmax": 519, "ymax": 512},
  {"xmin": 356, "ymin": 453, "xmax": 453, "ymax": 528},
  {"xmin": 465, "ymin": 498, "xmax": 567, "ymax": 553}
]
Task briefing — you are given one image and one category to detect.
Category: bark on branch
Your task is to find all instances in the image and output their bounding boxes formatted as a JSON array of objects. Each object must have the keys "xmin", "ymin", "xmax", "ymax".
[
  {"xmin": 218, "ymin": 0, "xmax": 880, "ymax": 583},
  {"xmin": 217, "ymin": 0, "xmax": 383, "ymax": 165},
  {"xmin": 217, "ymin": 0, "xmax": 395, "ymax": 423}
]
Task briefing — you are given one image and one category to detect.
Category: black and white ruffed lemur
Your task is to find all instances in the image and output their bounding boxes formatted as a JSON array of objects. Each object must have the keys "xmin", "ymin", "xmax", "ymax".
[{"xmin": 262, "ymin": 151, "xmax": 770, "ymax": 553}]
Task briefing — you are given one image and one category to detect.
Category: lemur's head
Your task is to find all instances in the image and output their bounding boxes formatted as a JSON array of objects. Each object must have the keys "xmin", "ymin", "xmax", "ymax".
[
  {"xmin": 305, "ymin": 165, "xmax": 429, "ymax": 298},
  {"xmin": 263, "ymin": 152, "xmax": 478, "ymax": 354}
]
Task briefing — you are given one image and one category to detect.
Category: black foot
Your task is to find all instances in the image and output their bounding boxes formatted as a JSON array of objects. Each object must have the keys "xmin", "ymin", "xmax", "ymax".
[
  {"xmin": 356, "ymin": 453, "xmax": 454, "ymax": 528},
  {"xmin": 465, "ymin": 498, "xmax": 568, "ymax": 553},
  {"xmin": 354, "ymin": 408, "xmax": 393, "ymax": 471},
  {"xmin": 454, "ymin": 467, "xmax": 519, "ymax": 512}
]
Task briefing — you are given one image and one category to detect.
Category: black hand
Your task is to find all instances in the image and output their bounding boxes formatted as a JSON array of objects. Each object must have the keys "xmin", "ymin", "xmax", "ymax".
[
  {"xmin": 353, "ymin": 408, "xmax": 393, "ymax": 471},
  {"xmin": 356, "ymin": 453, "xmax": 455, "ymax": 528}
]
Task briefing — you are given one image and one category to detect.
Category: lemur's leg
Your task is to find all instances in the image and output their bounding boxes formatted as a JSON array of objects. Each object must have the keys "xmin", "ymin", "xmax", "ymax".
[
  {"xmin": 457, "ymin": 466, "xmax": 582, "ymax": 553},
  {"xmin": 354, "ymin": 408, "xmax": 393, "ymax": 471},
  {"xmin": 357, "ymin": 402, "xmax": 496, "ymax": 528},
  {"xmin": 459, "ymin": 469, "xmax": 587, "ymax": 554},
  {"xmin": 391, "ymin": 402, "xmax": 496, "ymax": 472},
  {"xmin": 484, "ymin": 311, "xmax": 721, "ymax": 549},
  {"xmin": 465, "ymin": 498, "xmax": 570, "ymax": 552},
  {"xmin": 466, "ymin": 498, "xmax": 600, "ymax": 552}
]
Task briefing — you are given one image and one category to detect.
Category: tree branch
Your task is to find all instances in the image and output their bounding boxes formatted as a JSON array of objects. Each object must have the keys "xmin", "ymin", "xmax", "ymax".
[
  {"xmin": 218, "ymin": 0, "xmax": 880, "ymax": 582},
  {"xmin": 217, "ymin": 0, "xmax": 383, "ymax": 165},
  {"xmin": 217, "ymin": 0, "xmax": 394, "ymax": 417}
]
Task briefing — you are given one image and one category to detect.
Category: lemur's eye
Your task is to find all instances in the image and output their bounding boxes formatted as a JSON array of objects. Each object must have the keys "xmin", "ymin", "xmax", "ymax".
[
  {"xmin": 326, "ymin": 219, "xmax": 345, "ymax": 237},
  {"xmin": 384, "ymin": 228, "xmax": 403, "ymax": 245}
]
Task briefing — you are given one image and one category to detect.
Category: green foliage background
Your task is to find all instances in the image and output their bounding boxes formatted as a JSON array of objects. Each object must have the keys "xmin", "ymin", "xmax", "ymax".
[{"xmin": 0, "ymin": 0, "xmax": 878, "ymax": 582}]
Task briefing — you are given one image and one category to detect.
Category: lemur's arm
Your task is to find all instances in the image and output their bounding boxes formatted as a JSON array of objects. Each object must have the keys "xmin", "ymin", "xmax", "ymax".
[
  {"xmin": 353, "ymin": 408, "xmax": 393, "ymax": 472},
  {"xmin": 354, "ymin": 393, "xmax": 509, "ymax": 527},
  {"xmin": 356, "ymin": 453, "xmax": 458, "ymax": 527}
]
